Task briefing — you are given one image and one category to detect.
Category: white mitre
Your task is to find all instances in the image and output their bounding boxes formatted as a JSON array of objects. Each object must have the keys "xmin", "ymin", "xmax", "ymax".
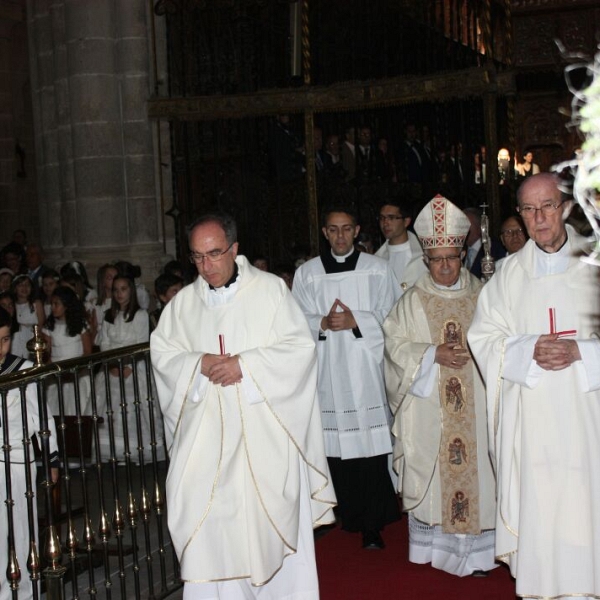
[{"xmin": 414, "ymin": 194, "xmax": 471, "ymax": 249}]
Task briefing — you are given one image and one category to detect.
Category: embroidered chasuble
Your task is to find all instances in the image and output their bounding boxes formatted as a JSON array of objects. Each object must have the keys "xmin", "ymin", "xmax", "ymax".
[
  {"xmin": 415, "ymin": 287, "xmax": 480, "ymax": 535},
  {"xmin": 383, "ymin": 269, "xmax": 495, "ymax": 535}
]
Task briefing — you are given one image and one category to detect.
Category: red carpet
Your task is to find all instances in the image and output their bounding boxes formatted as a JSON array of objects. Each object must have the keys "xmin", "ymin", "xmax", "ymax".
[{"xmin": 316, "ymin": 519, "xmax": 517, "ymax": 599}]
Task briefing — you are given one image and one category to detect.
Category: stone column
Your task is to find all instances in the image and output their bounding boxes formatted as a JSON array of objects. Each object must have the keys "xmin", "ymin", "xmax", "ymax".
[
  {"xmin": 0, "ymin": 4, "xmax": 39, "ymax": 243},
  {"xmin": 27, "ymin": 0, "xmax": 166, "ymax": 288}
]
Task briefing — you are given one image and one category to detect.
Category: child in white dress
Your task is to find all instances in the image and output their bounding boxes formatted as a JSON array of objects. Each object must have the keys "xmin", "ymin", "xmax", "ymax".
[
  {"xmin": 11, "ymin": 275, "xmax": 44, "ymax": 359},
  {"xmin": 42, "ymin": 286, "xmax": 93, "ymax": 415},
  {"xmin": 114, "ymin": 261, "xmax": 150, "ymax": 310},
  {"xmin": 97, "ymin": 276, "xmax": 160, "ymax": 463}
]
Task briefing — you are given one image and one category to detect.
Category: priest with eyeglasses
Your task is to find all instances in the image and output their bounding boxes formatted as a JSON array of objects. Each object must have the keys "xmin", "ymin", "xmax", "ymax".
[
  {"xmin": 150, "ymin": 212, "xmax": 336, "ymax": 599},
  {"xmin": 383, "ymin": 194, "xmax": 497, "ymax": 577},
  {"xmin": 469, "ymin": 173, "xmax": 600, "ymax": 599}
]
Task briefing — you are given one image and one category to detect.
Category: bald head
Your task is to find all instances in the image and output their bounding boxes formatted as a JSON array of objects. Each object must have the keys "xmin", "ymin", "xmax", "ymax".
[
  {"xmin": 517, "ymin": 173, "xmax": 571, "ymax": 253},
  {"xmin": 517, "ymin": 173, "xmax": 561, "ymax": 206}
]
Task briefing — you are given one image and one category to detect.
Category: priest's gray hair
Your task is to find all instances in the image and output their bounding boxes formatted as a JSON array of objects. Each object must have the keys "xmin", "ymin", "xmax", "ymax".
[{"xmin": 187, "ymin": 211, "xmax": 238, "ymax": 245}]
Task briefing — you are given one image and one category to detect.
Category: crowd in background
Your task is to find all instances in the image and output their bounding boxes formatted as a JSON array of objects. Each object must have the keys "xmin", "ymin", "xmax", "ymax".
[
  {"xmin": 0, "ymin": 204, "xmax": 534, "ymax": 369},
  {"xmin": 269, "ymin": 115, "xmax": 543, "ymax": 211}
]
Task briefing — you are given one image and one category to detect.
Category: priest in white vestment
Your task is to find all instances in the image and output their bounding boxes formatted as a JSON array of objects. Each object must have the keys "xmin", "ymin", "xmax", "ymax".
[
  {"xmin": 469, "ymin": 173, "xmax": 600, "ymax": 599},
  {"xmin": 383, "ymin": 195, "xmax": 497, "ymax": 577},
  {"xmin": 375, "ymin": 198, "xmax": 426, "ymax": 292},
  {"xmin": 293, "ymin": 205, "xmax": 401, "ymax": 551},
  {"xmin": 150, "ymin": 213, "xmax": 336, "ymax": 600}
]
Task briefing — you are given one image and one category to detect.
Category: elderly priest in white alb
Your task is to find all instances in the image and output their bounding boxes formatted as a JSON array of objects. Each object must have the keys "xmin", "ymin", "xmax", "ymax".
[
  {"xmin": 151, "ymin": 212, "xmax": 336, "ymax": 600},
  {"xmin": 383, "ymin": 195, "xmax": 497, "ymax": 577},
  {"xmin": 468, "ymin": 173, "xmax": 600, "ymax": 599}
]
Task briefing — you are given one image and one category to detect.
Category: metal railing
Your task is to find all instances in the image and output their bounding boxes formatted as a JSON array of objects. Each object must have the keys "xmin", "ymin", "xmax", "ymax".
[{"xmin": 0, "ymin": 333, "xmax": 181, "ymax": 599}]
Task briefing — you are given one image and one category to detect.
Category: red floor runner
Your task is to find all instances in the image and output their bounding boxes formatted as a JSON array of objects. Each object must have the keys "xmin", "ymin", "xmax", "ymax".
[{"xmin": 316, "ymin": 519, "xmax": 517, "ymax": 599}]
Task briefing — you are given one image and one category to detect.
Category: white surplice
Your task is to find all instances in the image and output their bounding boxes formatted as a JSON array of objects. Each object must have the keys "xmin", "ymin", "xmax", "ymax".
[
  {"xmin": 292, "ymin": 252, "xmax": 400, "ymax": 459},
  {"xmin": 150, "ymin": 256, "xmax": 335, "ymax": 596},
  {"xmin": 375, "ymin": 231, "xmax": 427, "ymax": 292},
  {"xmin": 469, "ymin": 227, "xmax": 600, "ymax": 599}
]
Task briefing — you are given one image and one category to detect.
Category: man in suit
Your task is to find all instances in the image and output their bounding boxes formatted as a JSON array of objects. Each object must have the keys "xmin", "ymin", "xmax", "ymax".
[
  {"xmin": 25, "ymin": 243, "xmax": 51, "ymax": 299},
  {"xmin": 355, "ymin": 126, "xmax": 382, "ymax": 184},
  {"xmin": 323, "ymin": 134, "xmax": 346, "ymax": 181},
  {"xmin": 400, "ymin": 123, "xmax": 425, "ymax": 184}
]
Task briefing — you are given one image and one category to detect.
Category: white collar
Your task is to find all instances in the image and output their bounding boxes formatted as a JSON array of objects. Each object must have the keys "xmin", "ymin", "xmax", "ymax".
[
  {"xmin": 331, "ymin": 248, "xmax": 354, "ymax": 263},
  {"xmin": 206, "ymin": 278, "xmax": 240, "ymax": 306},
  {"xmin": 532, "ymin": 235, "xmax": 571, "ymax": 277},
  {"xmin": 387, "ymin": 239, "xmax": 410, "ymax": 252},
  {"xmin": 433, "ymin": 277, "xmax": 462, "ymax": 291}
]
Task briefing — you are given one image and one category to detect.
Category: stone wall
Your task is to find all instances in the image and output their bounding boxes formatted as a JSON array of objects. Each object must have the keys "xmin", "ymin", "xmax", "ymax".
[
  {"xmin": 0, "ymin": 0, "xmax": 39, "ymax": 244},
  {"xmin": 25, "ymin": 0, "xmax": 171, "ymax": 293}
]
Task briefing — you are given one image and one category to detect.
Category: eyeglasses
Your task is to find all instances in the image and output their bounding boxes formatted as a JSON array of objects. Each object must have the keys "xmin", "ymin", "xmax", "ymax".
[
  {"xmin": 517, "ymin": 202, "xmax": 562, "ymax": 218},
  {"xmin": 379, "ymin": 215, "xmax": 406, "ymax": 222},
  {"xmin": 189, "ymin": 243, "xmax": 234, "ymax": 264},
  {"xmin": 500, "ymin": 228, "xmax": 524, "ymax": 237},
  {"xmin": 425, "ymin": 255, "xmax": 462, "ymax": 265}
]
